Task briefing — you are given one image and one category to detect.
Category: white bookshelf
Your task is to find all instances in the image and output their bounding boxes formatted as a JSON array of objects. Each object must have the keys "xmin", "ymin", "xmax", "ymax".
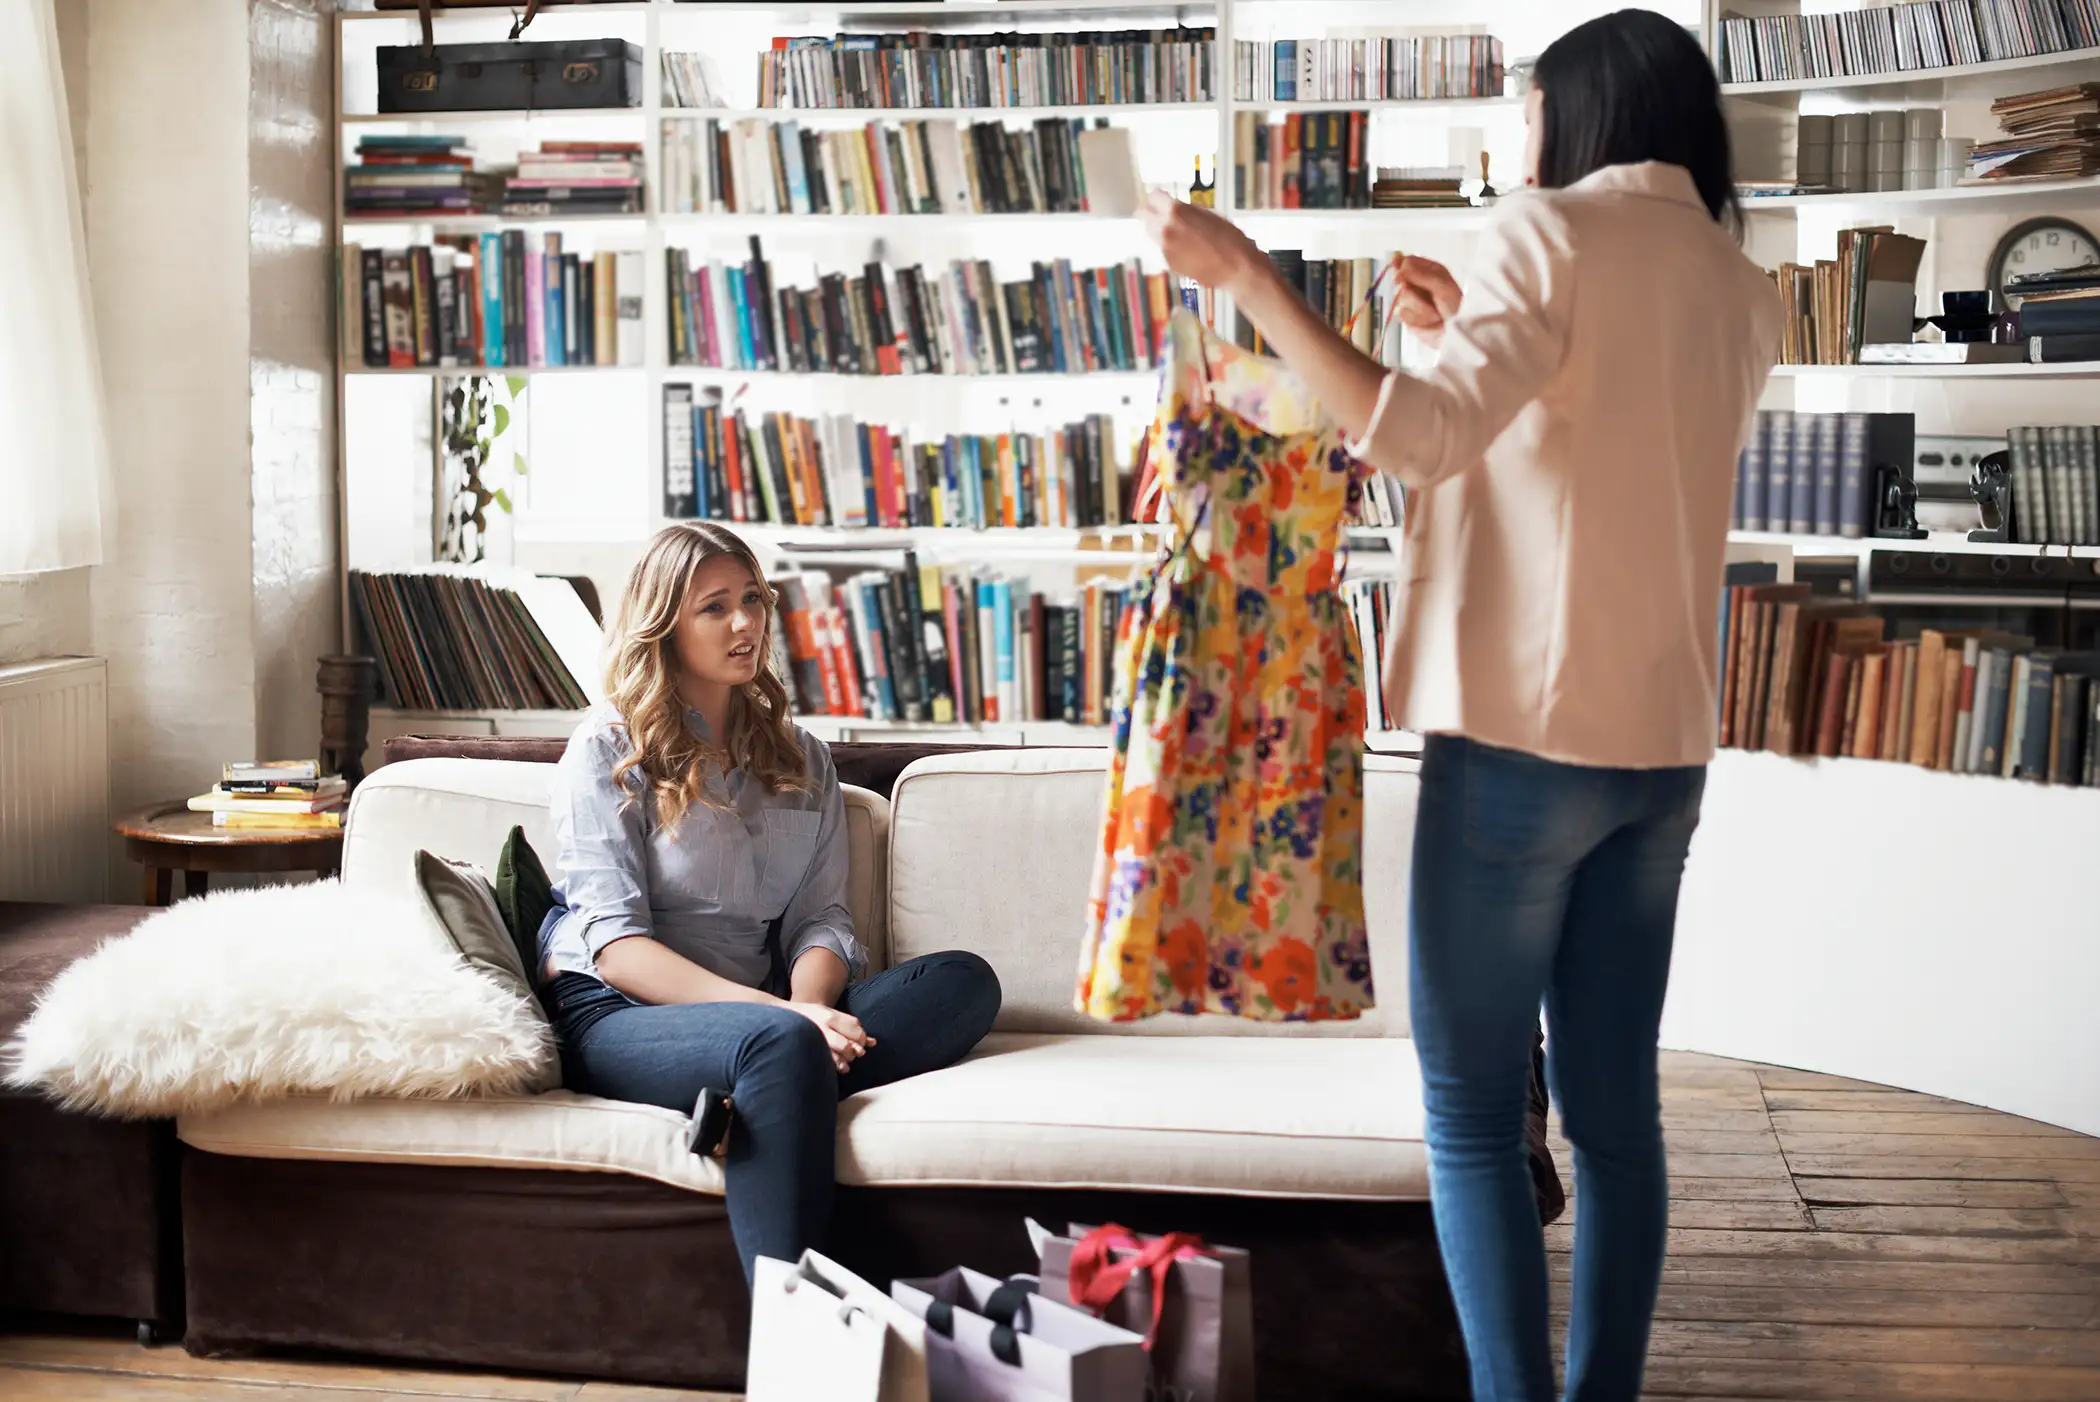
[{"xmin": 336, "ymin": 3, "xmax": 2100, "ymax": 749}]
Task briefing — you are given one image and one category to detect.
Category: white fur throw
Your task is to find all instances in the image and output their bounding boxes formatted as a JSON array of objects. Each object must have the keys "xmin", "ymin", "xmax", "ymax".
[{"xmin": 3, "ymin": 879, "xmax": 557, "ymax": 1117}]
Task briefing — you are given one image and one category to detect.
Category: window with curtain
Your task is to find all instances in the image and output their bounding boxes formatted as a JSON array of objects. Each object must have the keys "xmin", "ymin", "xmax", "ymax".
[{"xmin": 0, "ymin": 0, "xmax": 111, "ymax": 576}]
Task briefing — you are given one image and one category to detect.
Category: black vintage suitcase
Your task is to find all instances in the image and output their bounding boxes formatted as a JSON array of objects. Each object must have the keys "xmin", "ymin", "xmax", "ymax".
[{"xmin": 377, "ymin": 38, "xmax": 642, "ymax": 112}]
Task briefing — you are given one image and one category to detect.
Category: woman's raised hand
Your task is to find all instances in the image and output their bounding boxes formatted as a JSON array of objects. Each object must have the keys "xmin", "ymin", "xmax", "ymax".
[
  {"xmin": 1394, "ymin": 256, "xmax": 1463, "ymax": 349},
  {"xmin": 1141, "ymin": 191, "xmax": 1265, "ymax": 295}
]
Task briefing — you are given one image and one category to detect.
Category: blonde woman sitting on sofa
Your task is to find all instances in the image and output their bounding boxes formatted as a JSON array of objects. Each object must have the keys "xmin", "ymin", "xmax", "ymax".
[{"xmin": 538, "ymin": 522, "xmax": 1002, "ymax": 1283}]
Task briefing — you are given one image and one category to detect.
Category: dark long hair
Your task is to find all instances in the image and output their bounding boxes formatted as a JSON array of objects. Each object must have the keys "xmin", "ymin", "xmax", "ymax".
[{"xmin": 1533, "ymin": 9, "xmax": 1740, "ymax": 231}]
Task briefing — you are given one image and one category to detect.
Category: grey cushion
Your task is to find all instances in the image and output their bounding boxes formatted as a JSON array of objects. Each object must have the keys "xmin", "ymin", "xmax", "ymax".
[{"xmin": 414, "ymin": 850, "xmax": 560, "ymax": 1093}]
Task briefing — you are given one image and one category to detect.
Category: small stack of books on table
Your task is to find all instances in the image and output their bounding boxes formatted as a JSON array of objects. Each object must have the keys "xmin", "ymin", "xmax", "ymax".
[{"xmin": 188, "ymin": 761, "xmax": 345, "ymax": 831}]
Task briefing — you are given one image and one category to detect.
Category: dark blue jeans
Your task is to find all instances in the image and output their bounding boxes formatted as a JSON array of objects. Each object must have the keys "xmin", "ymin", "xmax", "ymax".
[
  {"xmin": 543, "ymin": 951, "xmax": 1001, "ymax": 1283},
  {"xmin": 1410, "ymin": 735, "xmax": 1706, "ymax": 1402}
]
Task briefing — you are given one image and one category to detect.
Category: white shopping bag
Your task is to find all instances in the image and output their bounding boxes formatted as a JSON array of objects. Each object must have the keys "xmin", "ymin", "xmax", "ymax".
[{"xmin": 748, "ymin": 1251, "xmax": 931, "ymax": 1402}]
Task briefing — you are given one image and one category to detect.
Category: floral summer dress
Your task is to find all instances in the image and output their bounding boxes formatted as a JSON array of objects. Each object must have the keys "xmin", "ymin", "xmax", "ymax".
[{"xmin": 1077, "ymin": 310, "xmax": 1374, "ymax": 1023}]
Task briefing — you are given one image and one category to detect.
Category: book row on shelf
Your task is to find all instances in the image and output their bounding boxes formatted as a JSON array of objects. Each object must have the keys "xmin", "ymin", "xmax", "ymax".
[
  {"xmin": 666, "ymin": 242, "xmax": 1177, "ymax": 377},
  {"xmin": 2004, "ymin": 424, "xmax": 2100, "ymax": 545},
  {"xmin": 664, "ymin": 392, "xmax": 1136, "ymax": 530},
  {"xmin": 1731, "ymin": 410, "xmax": 1913, "ymax": 540},
  {"xmin": 660, "ymin": 113, "xmax": 1136, "ymax": 217},
  {"xmin": 769, "ymin": 559, "xmax": 1400, "ymax": 733},
  {"xmin": 745, "ymin": 28, "xmax": 1218, "ymax": 111},
  {"xmin": 345, "ymin": 137, "xmax": 644, "ymax": 219},
  {"xmin": 772, "ymin": 562, "xmax": 1125, "ymax": 727},
  {"xmin": 1719, "ymin": 568, "xmax": 2100, "ymax": 786},
  {"xmin": 1230, "ymin": 113, "xmax": 1456, "ymax": 211},
  {"xmin": 343, "ymin": 238, "xmax": 645, "ymax": 370},
  {"xmin": 350, "ymin": 570, "xmax": 592, "ymax": 713},
  {"xmin": 1236, "ymin": 253, "xmax": 1409, "ymax": 361},
  {"xmin": 1230, "ymin": 33, "xmax": 1507, "ymax": 104},
  {"xmin": 1717, "ymin": 0, "xmax": 2099, "ymax": 85}
]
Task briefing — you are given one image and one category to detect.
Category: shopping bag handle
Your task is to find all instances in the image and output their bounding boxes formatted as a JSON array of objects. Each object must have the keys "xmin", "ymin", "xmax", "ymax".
[
  {"xmin": 922, "ymin": 1289, "xmax": 1030, "ymax": 1369},
  {"xmin": 1064, "ymin": 1223, "xmax": 1213, "ymax": 1351}
]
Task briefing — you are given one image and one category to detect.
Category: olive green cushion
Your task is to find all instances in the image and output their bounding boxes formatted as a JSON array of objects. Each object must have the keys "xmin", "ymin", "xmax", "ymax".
[{"xmin": 494, "ymin": 824, "xmax": 554, "ymax": 990}]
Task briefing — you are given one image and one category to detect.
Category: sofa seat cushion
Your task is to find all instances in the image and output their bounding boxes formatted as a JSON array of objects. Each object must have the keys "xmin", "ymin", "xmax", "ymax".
[
  {"xmin": 839, "ymin": 1034, "xmax": 1428, "ymax": 1201},
  {"xmin": 178, "ymin": 1091, "xmax": 724, "ymax": 1196},
  {"xmin": 176, "ymin": 1034, "xmax": 1428, "ymax": 1204}
]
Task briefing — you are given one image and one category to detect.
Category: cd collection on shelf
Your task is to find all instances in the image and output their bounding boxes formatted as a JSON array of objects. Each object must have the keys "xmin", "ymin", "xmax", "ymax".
[
  {"xmin": 1231, "ymin": 33, "xmax": 1507, "ymax": 103},
  {"xmin": 661, "ymin": 114, "xmax": 1144, "ymax": 216},
  {"xmin": 663, "ymin": 391, "xmax": 1134, "ymax": 530},
  {"xmin": 748, "ymin": 28, "xmax": 1218, "ymax": 110},
  {"xmin": 1717, "ymin": 0, "xmax": 2100, "ymax": 85},
  {"xmin": 665, "ymin": 240, "xmax": 1177, "ymax": 377}
]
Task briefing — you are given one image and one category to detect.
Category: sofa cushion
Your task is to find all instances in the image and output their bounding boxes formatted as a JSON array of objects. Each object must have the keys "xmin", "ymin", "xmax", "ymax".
[
  {"xmin": 177, "ymin": 1033, "xmax": 1429, "ymax": 1203},
  {"xmin": 837, "ymin": 1034, "xmax": 1428, "ymax": 1200},
  {"xmin": 887, "ymin": 750, "xmax": 1417, "ymax": 1039},
  {"xmin": 345, "ymin": 759, "xmax": 891, "ymax": 970},
  {"xmin": 179, "ymin": 1091, "xmax": 723, "ymax": 1196}
]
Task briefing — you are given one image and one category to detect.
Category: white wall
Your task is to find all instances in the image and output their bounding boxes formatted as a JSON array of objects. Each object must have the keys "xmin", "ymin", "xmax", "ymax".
[{"xmin": 87, "ymin": 0, "xmax": 261, "ymax": 813}]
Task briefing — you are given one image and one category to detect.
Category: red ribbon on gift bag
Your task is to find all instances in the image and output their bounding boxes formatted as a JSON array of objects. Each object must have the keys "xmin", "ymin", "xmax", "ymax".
[{"xmin": 1063, "ymin": 1223, "xmax": 1213, "ymax": 1351}]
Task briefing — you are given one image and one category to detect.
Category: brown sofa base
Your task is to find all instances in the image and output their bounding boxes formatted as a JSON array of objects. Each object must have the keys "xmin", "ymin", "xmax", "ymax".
[
  {"xmin": 183, "ymin": 1151, "xmax": 1468, "ymax": 1398},
  {"xmin": 0, "ymin": 902, "xmax": 182, "ymax": 1331}
]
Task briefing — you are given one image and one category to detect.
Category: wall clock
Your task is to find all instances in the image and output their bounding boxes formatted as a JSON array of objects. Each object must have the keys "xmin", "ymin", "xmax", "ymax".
[{"xmin": 1987, "ymin": 217, "xmax": 2100, "ymax": 308}]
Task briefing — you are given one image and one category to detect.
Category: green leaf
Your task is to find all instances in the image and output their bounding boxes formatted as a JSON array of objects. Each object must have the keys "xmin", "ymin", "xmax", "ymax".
[
  {"xmin": 511, "ymin": 454, "xmax": 528, "ymax": 477},
  {"xmin": 491, "ymin": 403, "xmax": 510, "ymax": 438},
  {"xmin": 505, "ymin": 376, "xmax": 528, "ymax": 401},
  {"xmin": 492, "ymin": 487, "xmax": 513, "ymax": 513}
]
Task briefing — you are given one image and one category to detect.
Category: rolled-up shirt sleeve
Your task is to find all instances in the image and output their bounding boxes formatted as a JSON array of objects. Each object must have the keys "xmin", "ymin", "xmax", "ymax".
[
  {"xmin": 779, "ymin": 744, "xmax": 865, "ymax": 979},
  {"xmin": 1346, "ymin": 194, "xmax": 1573, "ymax": 489},
  {"xmin": 553, "ymin": 728, "xmax": 656, "ymax": 960}
]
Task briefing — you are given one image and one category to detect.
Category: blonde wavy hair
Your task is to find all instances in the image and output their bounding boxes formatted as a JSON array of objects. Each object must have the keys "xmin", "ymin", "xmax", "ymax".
[{"xmin": 603, "ymin": 523, "xmax": 810, "ymax": 831}]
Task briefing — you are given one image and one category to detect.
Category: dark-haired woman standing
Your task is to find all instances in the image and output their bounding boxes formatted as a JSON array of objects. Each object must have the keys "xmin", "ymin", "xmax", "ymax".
[{"xmin": 1141, "ymin": 12, "xmax": 1780, "ymax": 1400}]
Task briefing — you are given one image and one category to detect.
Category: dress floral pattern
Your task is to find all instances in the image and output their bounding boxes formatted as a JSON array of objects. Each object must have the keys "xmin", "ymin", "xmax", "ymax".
[{"xmin": 1077, "ymin": 310, "xmax": 1374, "ymax": 1023}]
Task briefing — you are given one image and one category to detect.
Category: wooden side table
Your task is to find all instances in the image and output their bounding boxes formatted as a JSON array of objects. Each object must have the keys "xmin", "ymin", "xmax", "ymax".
[{"xmin": 114, "ymin": 802, "xmax": 344, "ymax": 907}]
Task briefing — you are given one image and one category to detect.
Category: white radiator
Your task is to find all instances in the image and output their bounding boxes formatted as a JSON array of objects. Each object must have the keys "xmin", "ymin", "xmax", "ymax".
[{"xmin": 0, "ymin": 657, "xmax": 110, "ymax": 903}]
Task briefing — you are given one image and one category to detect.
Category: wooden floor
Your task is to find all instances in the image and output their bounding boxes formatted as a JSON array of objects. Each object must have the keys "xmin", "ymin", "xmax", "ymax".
[{"xmin": 3, "ymin": 1052, "xmax": 2096, "ymax": 1401}]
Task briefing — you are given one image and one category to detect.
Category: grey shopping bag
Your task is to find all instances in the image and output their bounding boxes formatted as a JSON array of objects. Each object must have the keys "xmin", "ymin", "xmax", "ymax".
[
  {"xmin": 1034, "ymin": 1221, "xmax": 1256, "ymax": 1402},
  {"xmin": 892, "ymin": 1265, "xmax": 1148, "ymax": 1402}
]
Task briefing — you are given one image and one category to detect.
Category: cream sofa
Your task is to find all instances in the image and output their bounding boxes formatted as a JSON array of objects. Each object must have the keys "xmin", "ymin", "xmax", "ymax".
[{"xmin": 173, "ymin": 747, "xmax": 1556, "ymax": 1399}]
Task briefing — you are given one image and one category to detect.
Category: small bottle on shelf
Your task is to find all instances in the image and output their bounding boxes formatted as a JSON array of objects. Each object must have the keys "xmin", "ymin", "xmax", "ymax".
[{"xmin": 1190, "ymin": 155, "xmax": 1214, "ymax": 209}]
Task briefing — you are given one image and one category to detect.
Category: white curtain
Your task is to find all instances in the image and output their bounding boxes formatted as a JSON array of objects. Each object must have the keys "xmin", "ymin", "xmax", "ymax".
[{"xmin": 0, "ymin": 0, "xmax": 111, "ymax": 575}]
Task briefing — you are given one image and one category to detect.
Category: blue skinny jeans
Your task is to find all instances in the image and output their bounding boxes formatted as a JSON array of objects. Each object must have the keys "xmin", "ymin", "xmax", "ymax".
[
  {"xmin": 1410, "ymin": 734, "xmax": 1706, "ymax": 1402},
  {"xmin": 543, "ymin": 950, "xmax": 1001, "ymax": 1283}
]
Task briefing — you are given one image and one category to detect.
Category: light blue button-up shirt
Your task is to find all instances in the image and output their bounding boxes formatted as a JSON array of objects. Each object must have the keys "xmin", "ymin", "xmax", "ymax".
[{"xmin": 543, "ymin": 703, "xmax": 863, "ymax": 991}]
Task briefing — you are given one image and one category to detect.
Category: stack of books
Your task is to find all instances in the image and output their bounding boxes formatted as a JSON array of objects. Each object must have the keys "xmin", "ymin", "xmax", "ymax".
[
  {"xmin": 1231, "ymin": 32, "xmax": 1506, "ymax": 102},
  {"xmin": 773, "ymin": 561, "xmax": 1135, "ymax": 726},
  {"xmin": 188, "ymin": 762, "xmax": 346, "ymax": 831},
  {"xmin": 1971, "ymin": 82, "xmax": 2100, "ymax": 180},
  {"xmin": 1371, "ymin": 166, "xmax": 1470, "ymax": 209},
  {"xmin": 755, "ymin": 29, "xmax": 1217, "ymax": 109},
  {"xmin": 662, "ymin": 115, "xmax": 1140, "ymax": 217},
  {"xmin": 661, "ymin": 50, "xmax": 728, "ymax": 108},
  {"xmin": 666, "ymin": 240, "xmax": 1173, "ymax": 377},
  {"xmin": 342, "ymin": 236, "xmax": 645, "ymax": 369},
  {"xmin": 662, "ymin": 394, "xmax": 1132, "ymax": 530},
  {"xmin": 1716, "ymin": 575, "xmax": 2099, "ymax": 785},
  {"xmin": 499, "ymin": 141, "xmax": 644, "ymax": 218},
  {"xmin": 344, "ymin": 135, "xmax": 499, "ymax": 218}
]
